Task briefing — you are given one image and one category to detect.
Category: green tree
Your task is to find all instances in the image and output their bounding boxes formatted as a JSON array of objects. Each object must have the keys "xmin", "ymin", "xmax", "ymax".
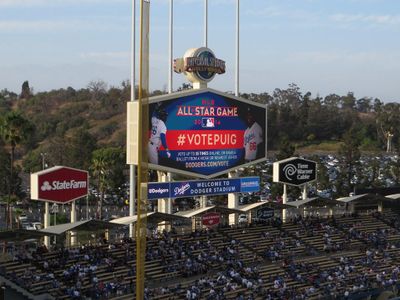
[
  {"xmin": 276, "ymin": 135, "xmax": 296, "ymax": 160},
  {"xmin": 375, "ymin": 103, "xmax": 400, "ymax": 152},
  {"xmin": 68, "ymin": 128, "xmax": 97, "ymax": 170},
  {"xmin": 0, "ymin": 146, "xmax": 11, "ymax": 199},
  {"xmin": 90, "ymin": 147, "xmax": 126, "ymax": 219},
  {"xmin": 389, "ymin": 140, "xmax": 400, "ymax": 185},
  {"xmin": 309, "ymin": 155, "xmax": 330, "ymax": 192},
  {"xmin": 0, "ymin": 111, "xmax": 34, "ymax": 228},
  {"xmin": 338, "ymin": 127, "xmax": 361, "ymax": 195},
  {"xmin": 20, "ymin": 81, "xmax": 32, "ymax": 99}
]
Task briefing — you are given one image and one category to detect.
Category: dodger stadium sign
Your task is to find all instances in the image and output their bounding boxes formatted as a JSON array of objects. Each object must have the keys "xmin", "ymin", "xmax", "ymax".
[
  {"xmin": 148, "ymin": 177, "xmax": 260, "ymax": 200},
  {"xmin": 273, "ymin": 157, "xmax": 317, "ymax": 186}
]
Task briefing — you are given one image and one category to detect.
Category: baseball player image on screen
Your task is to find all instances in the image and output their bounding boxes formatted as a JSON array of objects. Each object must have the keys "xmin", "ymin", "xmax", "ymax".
[
  {"xmin": 148, "ymin": 106, "xmax": 171, "ymax": 164},
  {"xmin": 243, "ymin": 108, "xmax": 263, "ymax": 162}
]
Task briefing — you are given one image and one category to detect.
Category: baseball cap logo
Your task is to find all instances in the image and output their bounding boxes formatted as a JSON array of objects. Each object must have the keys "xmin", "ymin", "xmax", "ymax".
[{"xmin": 41, "ymin": 181, "xmax": 52, "ymax": 191}]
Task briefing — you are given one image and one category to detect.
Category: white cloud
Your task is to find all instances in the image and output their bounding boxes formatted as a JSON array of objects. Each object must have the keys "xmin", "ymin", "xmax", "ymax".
[
  {"xmin": 331, "ymin": 13, "xmax": 400, "ymax": 26},
  {"xmin": 0, "ymin": 19, "xmax": 125, "ymax": 32},
  {"xmin": 80, "ymin": 51, "xmax": 167, "ymax": 64},
  {"xmin": 0, "ymin": 20, "xmax": 77, "ymax": 31},
  {"xmin": 81, "ymin": 52, "xmax": 130, "ymax": 59},
  {"xmin": 245, "ymin": 6, "xmax": 285, "ymax": 18},
  {"xmin": 285, "ymin": 50, "xmax": 400, "ymax": 66},
  {"xmin": 0, "ymin": 0, "xmax": 128, "ymax": 7},
  {"xmin": 245, "ymin": 5, "xmax": 320, "ymax": 24},
  {"xmin": 154, "ymin": 0, "xmax": 234, "ymax": 5}
]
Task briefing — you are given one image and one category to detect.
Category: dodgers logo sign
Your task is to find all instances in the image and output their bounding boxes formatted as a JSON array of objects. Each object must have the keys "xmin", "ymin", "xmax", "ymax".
[{"xmin": 147, "ymin": 89, "xmax": 267, "ymax": 178}]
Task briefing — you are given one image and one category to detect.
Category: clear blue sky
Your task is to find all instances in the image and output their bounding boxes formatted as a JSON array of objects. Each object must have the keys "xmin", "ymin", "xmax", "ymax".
[{"xmin": 1, "ymin": 0, "xmax": 399, "ymax": 102}]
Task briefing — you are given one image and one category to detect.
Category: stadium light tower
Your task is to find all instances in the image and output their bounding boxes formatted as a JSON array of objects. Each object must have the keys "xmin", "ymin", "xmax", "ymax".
[
  {"xmin": 235, "ymin": 0, "xmax": 240, "ymax": 97},
  {"xmin": 129, "ymin": 0, "xmax": 136, "ymax": 239},
  {"xmin": 204, "ymin": 0, "xmax": 208, "ymax": 47}
]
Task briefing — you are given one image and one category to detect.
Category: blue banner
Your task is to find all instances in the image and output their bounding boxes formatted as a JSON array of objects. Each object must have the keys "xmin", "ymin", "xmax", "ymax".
[
  {"xmin": 256, "ymin": 207, "xmax": 274, "ymax": 220},
  {"xmin": 147, "ymin": 177, "xmax": 260, "ymax": 200}
]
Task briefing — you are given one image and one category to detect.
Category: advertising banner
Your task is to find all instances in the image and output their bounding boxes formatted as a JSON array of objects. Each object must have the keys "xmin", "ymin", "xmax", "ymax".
[
  {"xmin": 147, "ymin": 88, "xmax": 267, "ymax": 178},
  {"xmin": 256, "ymin": 207, "xmax": 274, "ymax": 220},
  {"xmin": 31, "ymin": 166, "xmax": 88, "ymax": 204},
  {"xmin": 147, "ymin": 176, "xmax": 260, "ymax": 200},
  {"xmin": 202, "ymin": 212, "xmax": 220, "ymax": 227},
  {"xmin": 273, "ymin": 157, "xmax": 317, "ymax": 186}
]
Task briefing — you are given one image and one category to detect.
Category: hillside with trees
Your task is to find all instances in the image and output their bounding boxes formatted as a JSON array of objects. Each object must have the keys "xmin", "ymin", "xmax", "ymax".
[{"xmin": 1, "ymin": 80, "xmax": 400, "ymax": 225}]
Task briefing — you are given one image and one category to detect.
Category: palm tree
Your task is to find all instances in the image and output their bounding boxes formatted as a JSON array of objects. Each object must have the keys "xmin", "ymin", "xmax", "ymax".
[
  {"xmin": 91, "ymin": 153, "xmax": 107, "ymax": 220},
  {"xmin": 90, "ymin": 147, "xmax": 125, "ymax": 220},
  {"xmin": 0, "ymin": 111, "xmax": 33, "ymax": 228}
]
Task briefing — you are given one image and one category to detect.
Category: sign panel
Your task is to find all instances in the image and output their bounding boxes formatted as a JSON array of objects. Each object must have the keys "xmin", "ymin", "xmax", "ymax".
[
  {"xmin": 202, "ymin": 212, "xmax": 220, "ymax": 227},
  {"xmin": 273, "ymin": 157, "xmax": 317, "ymax": 186},
  {"xmin": 174, "ymin": 47, "xmax": 226, "ymax": 84},
  {"xmin": 256, "ymin": 207, "xmax": 274, "ymax": 220},
  {"xmin": 147, "ymin": 177, "xmax": 260, "ymax": 200},
  {"xmin": 31, "ymin": 166, "xmax": 89, "ymax": 204},
  {"xmin": 147, "ymin": 88, "xmax": 267, "ymax": 178}
]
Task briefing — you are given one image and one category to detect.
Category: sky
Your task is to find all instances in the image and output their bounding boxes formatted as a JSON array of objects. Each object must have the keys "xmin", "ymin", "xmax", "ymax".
[{"xmin": 0, "ymin": 0, "xmax": 399, "ymax": 102}]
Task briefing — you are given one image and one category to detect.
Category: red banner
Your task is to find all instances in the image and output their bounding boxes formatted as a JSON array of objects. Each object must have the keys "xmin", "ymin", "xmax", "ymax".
[
  {"xmin": 202, "ymin": 212, "xmax": 220, "ymax": 227},
  {"xmin": 167, "ymin": 130, "xmax": 243, "ymax": 150},
  {"xmin": 34, "ymin": 167, "xmax": 88, "ymax": 203}
]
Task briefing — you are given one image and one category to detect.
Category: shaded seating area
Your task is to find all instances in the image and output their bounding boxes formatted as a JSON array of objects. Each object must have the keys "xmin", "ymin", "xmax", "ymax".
[{"xmin": 2, "ymin": 210, "xmax": 400, "ymax": 299}]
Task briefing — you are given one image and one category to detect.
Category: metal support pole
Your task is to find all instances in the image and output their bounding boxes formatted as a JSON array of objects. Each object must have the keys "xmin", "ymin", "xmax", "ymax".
[
  {"xmin": 86, "ymin": 195, "xmax": 89, "ymax": 220},
  {"xmin": 157, "ymin": 172, "xmax": 172, "ymax": 231},
  {"xmin": 302, "ymin": 184, "xmax": 307, "ymax": 200},
  {"xmin": 282, "ymin": 184, "xmax": 287, "ymax": 223},
  {"xmin": 129, "ymin": 0, "xmax": 137, "ymax": 239},
  {"xmin": 235, "ymin": 0, "xmax": 240, "ymax": 96},
  {"xmin": 204, "ymin": 0, "xmax": 208, "ymax": 47},
  {"xmin": 44, "ymin": 202, "xmax": 50, "ymax": 248},
  {"xmin": 168, "ymin": 0, "xmax": 173, "ymax": 93},
  {"xmin": 54, "ymin": 210, "xmax": 57, "ymax": 245},
  {"xmin": 329, "ymin": 207, "xmax": 334, "ymax": 217},
  {"xmin": 0, "ymin": 285, "xmax": 5, "ymax": 300},
  {"xmin": 129, "ymin": 167, "xmax": 135, "ymax": 238},
  {"xmin": 228, "ymin": 172, "xmax": 238, "ymax": 225},
  {"xmin": 71, "ymin": 201, "xmax": 77, "ymax": 246},
  {"xmin": 378, "ymin": 200, "xmax": 383, "ymax": 212}
]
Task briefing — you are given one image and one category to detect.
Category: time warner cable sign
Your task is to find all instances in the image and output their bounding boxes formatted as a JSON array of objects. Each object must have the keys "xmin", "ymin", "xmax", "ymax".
[
  {"xmin": 127, "ymin": 88, "xmax": 267, "ymax": 178},
  {"xmin": 273, "ymin": 157, "xmax": 317, "ymax": 186},
  {"xmin": 148, "ymin": 177, "xmax": 260, "ymax": 200}
]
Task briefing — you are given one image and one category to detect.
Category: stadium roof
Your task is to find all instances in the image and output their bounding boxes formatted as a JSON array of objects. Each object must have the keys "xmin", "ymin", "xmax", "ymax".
[
  {"xmin": 260, "ymin": 201, "xmax": 293, "ymax": 209},
  {"xmin": 110, "ymin": 212, "xmax": 188, "ymax": 225},
  {"xmin": 40, "ymin": 219, "xmax": 125, "ymax": 235},
  {"xmin": 386, "ymin": 193, "xmax": 400, "ymax": 200},
  {"xmin": 0, "ymin": 229, "xmax": 58, "ymax": 241},
  {"xmin": 239, "ymin": 202, "xmax": 271, "ymax": 212},
  {"xmin": 175, "ymin": 205, "xmax": 243, "ymax": 218},
  {"xmin": 336, "ymin": 194, "xmax": 370, "ymax": 203},
  {"xmin": 337, "ymin": 193, "xmax": 391, "ymax": 204},
  {"xmin": 286, "ymin": 197, "xmax": 342, "ymax": 208}
]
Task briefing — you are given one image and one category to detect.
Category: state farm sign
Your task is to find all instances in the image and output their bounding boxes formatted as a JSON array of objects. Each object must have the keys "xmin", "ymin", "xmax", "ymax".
[
  {"xmin": 202, "ymin": 212, "xmax": 220, "ymax": 227},
  {"xmin": 31, "ymin": 166, "xmax": 88, "ymax": 204}
]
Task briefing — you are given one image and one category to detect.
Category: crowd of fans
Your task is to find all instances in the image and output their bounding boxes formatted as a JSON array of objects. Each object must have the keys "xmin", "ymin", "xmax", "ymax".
[{"xmin": 2, "ymin": 212, "xmax": 400, "ymax": 299}]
